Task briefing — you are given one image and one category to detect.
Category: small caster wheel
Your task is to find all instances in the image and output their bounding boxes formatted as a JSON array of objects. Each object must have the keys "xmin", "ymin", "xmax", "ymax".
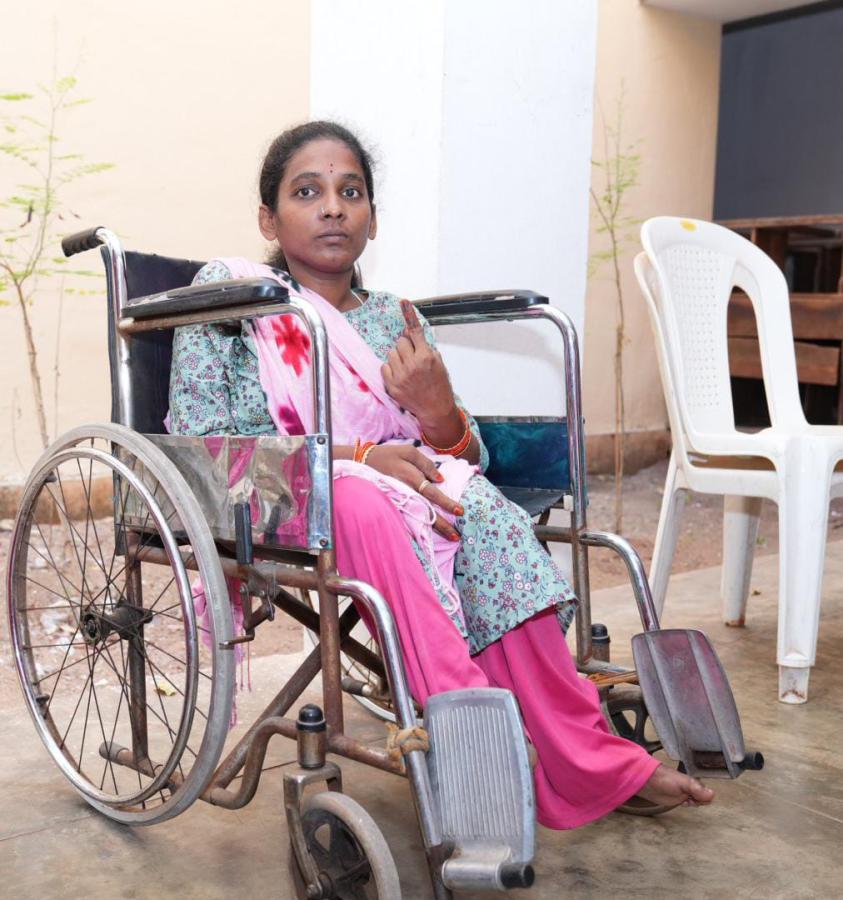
[
  {"xmin": 605, "ymin": 687, "xmax": 682, "ymax": 817},
  {"xmin": 289, "ymin": 791, "xmax": 401, "ymax": 898}
]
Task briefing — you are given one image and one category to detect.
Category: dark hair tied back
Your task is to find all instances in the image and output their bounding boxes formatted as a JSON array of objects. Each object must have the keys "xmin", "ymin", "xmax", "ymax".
[{"xmin": 259, "ymin": 121, "xmax": 376, "ymax": 284}]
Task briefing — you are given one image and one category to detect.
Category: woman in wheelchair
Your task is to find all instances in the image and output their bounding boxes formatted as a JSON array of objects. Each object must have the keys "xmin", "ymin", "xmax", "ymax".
[{"xmin": 168, "ymin": 121, "xmax": 713, "ymax": 828}]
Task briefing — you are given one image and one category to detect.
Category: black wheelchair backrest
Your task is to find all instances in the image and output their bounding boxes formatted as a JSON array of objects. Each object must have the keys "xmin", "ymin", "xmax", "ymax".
[{"xmin": 105, "ymin": 250, "xmax": 204, "ymax": 433}]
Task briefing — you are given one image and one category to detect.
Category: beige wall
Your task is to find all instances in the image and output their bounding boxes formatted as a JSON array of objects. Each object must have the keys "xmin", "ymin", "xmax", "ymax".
[
  {"xmin": 1, "ymin": 0, "xmax": 718, "ymax": 481},
  {"xmin": 584, "ymin": 0, "xmax": 721, "ymax": 444},
  {"xmin": 0, "ymin": 1, "xmax": 310, "ymax": 481}
]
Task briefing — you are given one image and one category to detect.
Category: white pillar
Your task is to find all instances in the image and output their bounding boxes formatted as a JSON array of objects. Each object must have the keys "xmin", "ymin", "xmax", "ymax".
[{"xmin": 311, "ymin": 0, "xmax": 597, "ymax": 416}]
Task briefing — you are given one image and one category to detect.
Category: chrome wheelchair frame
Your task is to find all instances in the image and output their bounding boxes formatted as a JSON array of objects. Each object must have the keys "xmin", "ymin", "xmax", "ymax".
[{"xmin": 6, "ymin": 225, "xmax": 750, "ymax": 899}]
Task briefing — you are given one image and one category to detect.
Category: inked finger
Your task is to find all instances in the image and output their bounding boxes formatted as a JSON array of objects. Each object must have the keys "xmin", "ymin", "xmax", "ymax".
[
  {"xmin": 394, "ymin": 334, "xmax": 414, "ymax": 361},
  {"xmin": 400, "ymin": 298, "xmax": 422, "ymax": 332}
]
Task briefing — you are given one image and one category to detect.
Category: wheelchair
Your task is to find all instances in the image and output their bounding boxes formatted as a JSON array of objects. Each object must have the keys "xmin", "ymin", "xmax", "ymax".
[{"xmin": 5, "ymin": 226, "xmax": 762, "ymax": 898}]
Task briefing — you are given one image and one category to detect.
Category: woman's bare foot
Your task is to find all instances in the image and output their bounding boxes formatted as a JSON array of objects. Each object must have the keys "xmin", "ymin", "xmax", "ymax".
[{"xmin": 634, "ymin": 763, "xmax": 715, "ymax": 808}]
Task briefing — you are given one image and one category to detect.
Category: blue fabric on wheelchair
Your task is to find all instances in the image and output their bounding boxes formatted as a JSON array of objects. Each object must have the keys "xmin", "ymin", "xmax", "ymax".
[
  {"xmin": 479, "ymin": 420, "xmax": 569, "ymax": 489},
  {"xmin": 478, "ymin": 419, "xmax": 570, "ymax": 517}
]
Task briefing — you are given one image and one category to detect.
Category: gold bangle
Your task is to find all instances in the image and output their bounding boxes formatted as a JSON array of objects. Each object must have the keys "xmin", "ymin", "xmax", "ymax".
[
  {"xmin": 421, "ymin": 407, "xmax": 472, "ymax": 456},
  {"xmin": 353, "ymin": 440, "xmax": 375, "ymax": 464}
]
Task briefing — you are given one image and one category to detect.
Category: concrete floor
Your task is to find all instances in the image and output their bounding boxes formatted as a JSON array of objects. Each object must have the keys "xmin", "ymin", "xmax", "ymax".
[{"xmin": 2, "ymin": 547, "xmax": 842, "ymax": 899}]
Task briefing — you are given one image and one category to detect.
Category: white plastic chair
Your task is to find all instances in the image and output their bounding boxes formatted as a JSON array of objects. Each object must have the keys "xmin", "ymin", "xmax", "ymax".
[{"xmin": 634, "ymin": 216, "xmax": 843, "ymax": 704}]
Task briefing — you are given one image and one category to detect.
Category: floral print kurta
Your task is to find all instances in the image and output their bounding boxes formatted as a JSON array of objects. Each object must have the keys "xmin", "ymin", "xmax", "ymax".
[{"xmin": 170, "ymin": 261, "xmax": 576, "ymax": 653}]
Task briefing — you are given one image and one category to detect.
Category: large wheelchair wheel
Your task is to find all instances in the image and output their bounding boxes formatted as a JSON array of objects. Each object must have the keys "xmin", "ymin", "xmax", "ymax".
[
  {"xmin": 289, "ymin": 791, "xmax": 401, "ymax": 899},
  {"xmin": 6, "ymin": 424, "xmax": 234, "ymax": 824}
]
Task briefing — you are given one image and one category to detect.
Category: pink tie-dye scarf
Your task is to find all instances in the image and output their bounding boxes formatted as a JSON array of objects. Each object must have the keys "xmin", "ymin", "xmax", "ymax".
[{"xmin": 217, "ymin": 257, "xmax": 477, "ymax": 624}]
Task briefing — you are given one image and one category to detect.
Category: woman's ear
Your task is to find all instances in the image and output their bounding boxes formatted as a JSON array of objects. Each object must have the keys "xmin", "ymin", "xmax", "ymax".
[
  {"xmin": 368, "ymin": 206, "xmax": 378, "ymax": 241},
  {"xmin": 258, "ymin": 205, "xmax": 278, "ymax": 241}
]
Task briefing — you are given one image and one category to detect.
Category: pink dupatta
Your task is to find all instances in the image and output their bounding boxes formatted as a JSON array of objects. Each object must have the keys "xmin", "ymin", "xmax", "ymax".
[{"xmin": 218, "ymin": 257, "xmax": 477, "ymax": 625}]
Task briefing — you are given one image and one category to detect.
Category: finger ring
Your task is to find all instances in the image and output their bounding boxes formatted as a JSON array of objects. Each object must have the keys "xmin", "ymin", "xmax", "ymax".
[{"xmin": 417, "ymin": 478, "xmax": 431, "ymax": 494}]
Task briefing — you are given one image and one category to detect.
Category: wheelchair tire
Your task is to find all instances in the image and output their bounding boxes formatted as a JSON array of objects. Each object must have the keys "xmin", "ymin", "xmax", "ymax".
[
  {"xmin": 6, "ymin": 424, "xmax": 234, "ymax": 825},
  {"xmin": 289, "ymin": 791, "xmax": 401, "ymax": 899}
]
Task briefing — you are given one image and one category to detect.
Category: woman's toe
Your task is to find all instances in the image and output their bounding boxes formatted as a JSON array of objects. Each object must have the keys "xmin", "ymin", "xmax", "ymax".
[{"xmin": 688, "ymin": 778, "xmax": 715, "ymax": 804}]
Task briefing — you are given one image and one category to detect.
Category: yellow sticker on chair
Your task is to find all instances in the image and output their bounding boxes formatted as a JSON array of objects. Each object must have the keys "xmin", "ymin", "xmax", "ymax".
[{"xmin": 680, "ymin": 219, "xmax": 697, "ymax": 231}]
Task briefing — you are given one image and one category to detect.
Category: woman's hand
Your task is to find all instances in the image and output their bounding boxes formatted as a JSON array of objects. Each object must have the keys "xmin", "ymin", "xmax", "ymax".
[
  {"xmin": 364, "ymin": 444, "xmax": 463, "ymax": 542},
  {"xmin": 382, "ymin": 300, "xmax": 456, "ymax": 424}
]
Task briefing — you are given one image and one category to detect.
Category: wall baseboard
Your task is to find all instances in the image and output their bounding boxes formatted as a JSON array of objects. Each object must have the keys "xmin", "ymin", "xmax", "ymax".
[
  {"xmin": 585, "ymin": 429, "xmax": 671, "ymax": 475},
  {"xmin": 1, "ymin": 477, "xmax": 114, "ymax": 522}
]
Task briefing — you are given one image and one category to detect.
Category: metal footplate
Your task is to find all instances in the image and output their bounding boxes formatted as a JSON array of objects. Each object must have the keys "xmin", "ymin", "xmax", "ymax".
[
  {"xmin": 424, "ymin": 688, "xmax": 535, "ymax": 892},
  {"xmin": 632, "ymin": 629, "xmax": 764, "ymax": 779}
]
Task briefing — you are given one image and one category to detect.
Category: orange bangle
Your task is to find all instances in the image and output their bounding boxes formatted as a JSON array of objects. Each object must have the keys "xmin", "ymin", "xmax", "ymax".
[
  {"xmin": 422, "ymin": 408, "xmax": 472, "ymax": 457},
  {"xmin": 360, "ymin": 443, "xmax": 377, "ymax": 466},
  {"xmin": 354, "ymin": 440, "xmax": 376, "ymax": 464}
]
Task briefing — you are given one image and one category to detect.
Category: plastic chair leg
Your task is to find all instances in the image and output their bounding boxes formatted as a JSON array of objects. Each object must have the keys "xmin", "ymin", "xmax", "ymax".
[
  {"xmin": 720, "ymin": 495, "xmax": 762, "ymax": 627},
  {"xmin": 649, "ymin": 454, "xmax": 686, "ymax": 616},
  {"xmin": 778, "ymin": 666, "xmax": 811, "ymax": 705},
  {"xmin": 776, "ymin": 454, "xmax": 831, "ymax": 704}
]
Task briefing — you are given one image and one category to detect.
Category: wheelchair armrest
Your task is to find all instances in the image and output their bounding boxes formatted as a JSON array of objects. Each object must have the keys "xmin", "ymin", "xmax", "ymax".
[
  {"xmin": 413, "ymin": 290, "xmax": 548, "ymax": 322},
  {"xmin": 124, "ymin": 278, "xmax": 288, "ymax": 320}
]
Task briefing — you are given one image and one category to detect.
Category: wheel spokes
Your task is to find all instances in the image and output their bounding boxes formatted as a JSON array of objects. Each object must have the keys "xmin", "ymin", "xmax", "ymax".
[
  {"xmin": 305, "ymin": 813, "xmax": 374, "ymax": 895},
  {"xmin": 12, "ymin": 445, "xmax": 210, "ymax": 809}
]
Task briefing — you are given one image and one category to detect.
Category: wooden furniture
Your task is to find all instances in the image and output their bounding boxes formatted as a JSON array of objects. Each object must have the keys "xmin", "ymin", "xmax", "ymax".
[{"xmin": 718, "ymin": 215, "xmax": 843, "ymax": 423}]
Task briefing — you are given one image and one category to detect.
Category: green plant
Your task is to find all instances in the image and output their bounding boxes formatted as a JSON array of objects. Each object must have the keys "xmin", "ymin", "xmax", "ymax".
[
  {"xmin": 0, "ymin": 74, "xmax": 113, "ymax": 450},
  {"xmin": 589, "ymin": 85, "xmax": 641, "ymax": 533}
]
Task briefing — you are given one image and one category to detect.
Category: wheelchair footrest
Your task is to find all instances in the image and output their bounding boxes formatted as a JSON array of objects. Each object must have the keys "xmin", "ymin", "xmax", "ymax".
[
  {"xmin": 632, "ymin": 628, "xmax": 762, "ymax": 779},
  {"xmin": 424, "ymin": 688, "xmax": 535, "ymax": 892}
]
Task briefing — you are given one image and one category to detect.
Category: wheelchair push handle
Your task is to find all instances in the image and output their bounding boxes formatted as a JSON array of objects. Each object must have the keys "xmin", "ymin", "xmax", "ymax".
[{"xmin": 61, "ymin": 226, "xmax": 106, "ymax": 258}]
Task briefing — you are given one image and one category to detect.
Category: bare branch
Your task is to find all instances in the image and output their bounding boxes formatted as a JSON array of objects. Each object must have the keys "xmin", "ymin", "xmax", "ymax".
[
  {"xmin": 1, "ymin": 66, "xmax": 112, "ymax": 450},
  {"xmin": 588, "ymin": 79, "xmax": 640, "ymax": 532}
]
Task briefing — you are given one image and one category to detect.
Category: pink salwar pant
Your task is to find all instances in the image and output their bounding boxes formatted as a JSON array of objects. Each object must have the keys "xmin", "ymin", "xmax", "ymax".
[{"xmin": 333, "ymin": 477, "xmax": 659, "ymax": 830}]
